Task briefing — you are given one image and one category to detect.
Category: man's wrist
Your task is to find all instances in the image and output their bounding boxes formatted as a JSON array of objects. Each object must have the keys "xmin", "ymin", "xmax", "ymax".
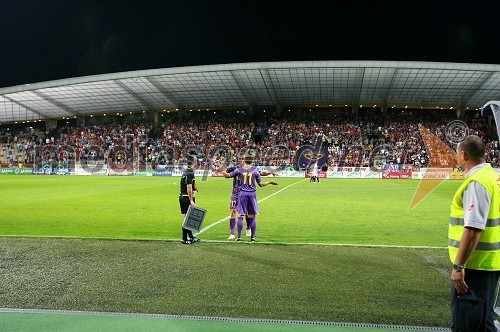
[{"xmin": 452, "ymin": 263, "xmax": 464, "ymax": 272}]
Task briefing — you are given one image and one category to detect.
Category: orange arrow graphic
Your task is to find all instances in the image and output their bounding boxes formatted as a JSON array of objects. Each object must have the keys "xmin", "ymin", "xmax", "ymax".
[{"xmin": 408, "ymin": 125, "xmax": 464, "ymax": 211}]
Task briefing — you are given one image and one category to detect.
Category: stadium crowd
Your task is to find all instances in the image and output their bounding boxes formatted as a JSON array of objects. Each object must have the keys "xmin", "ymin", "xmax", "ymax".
[{"xmin": 0, "ymin": 109, "xmax": 498, "ymax": 170}]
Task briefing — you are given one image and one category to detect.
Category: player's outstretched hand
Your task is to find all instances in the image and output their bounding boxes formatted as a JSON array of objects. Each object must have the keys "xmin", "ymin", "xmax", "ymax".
[{"xmin": 270, "ymin": 180, "xmax": 278, "ymax": 185}]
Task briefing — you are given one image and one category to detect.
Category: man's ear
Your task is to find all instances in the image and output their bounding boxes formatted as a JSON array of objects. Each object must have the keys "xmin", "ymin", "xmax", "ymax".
[{"xmin": 461, "ymin": 150, "xmax": 469, "ymax": 162}]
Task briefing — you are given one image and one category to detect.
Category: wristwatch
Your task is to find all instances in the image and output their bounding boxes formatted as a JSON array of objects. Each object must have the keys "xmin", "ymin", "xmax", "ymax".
[{"xmin": 453, "ymin": 264, "xmax": 464, "ymax": 272}]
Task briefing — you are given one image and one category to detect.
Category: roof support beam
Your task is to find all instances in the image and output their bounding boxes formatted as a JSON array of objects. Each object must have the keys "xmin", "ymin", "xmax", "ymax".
[
  {"xmin": 32, "ymin": 90, "xmax": 78, "ymax": 116},
  {"xmin": 115, "ymin": 80, "xmax": 155, "ymax": 110},
  {"xmin": 145, "ymin": 77, "xmax": 180, "ymax": 108},
  {"xmin": 230, "ymin": 70, "xmax": 253, "ymax": 105},
  {"xmin": 461, "ymin": 71, "xmax": 496, "ymax": 108},
  {"xmin": 2, "ymin": 95, "xmax": 46, "ymax": 119},
  {"xmin": 354, "ymin": 68, "xmax": 365, "ymax": 106},
  {"xmin": 259, "ymin": 69, "xmax": 277, "ymax": 105},
  {"xmin": 382, "ymin": 68, "xmax": 398, "ymax": 107}
]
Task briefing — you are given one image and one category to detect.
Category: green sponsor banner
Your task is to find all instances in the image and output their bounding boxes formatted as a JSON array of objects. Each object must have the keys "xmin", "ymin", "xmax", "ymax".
[
  {"xmin": 0, "ymin": 167, "xmax": 33, "ymax": 175},
  {"xmin": 134, "ymin": 169, "xmax": 153, "ymax": 176}
]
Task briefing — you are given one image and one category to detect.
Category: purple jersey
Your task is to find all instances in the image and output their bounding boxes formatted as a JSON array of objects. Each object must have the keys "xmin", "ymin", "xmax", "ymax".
[
  {"xmin": 227, "ymin": 166, "xmax": 241, "ymax": 196},
  {"xmin": 229, "ymin": 167, "xmax": 261, "ymax": 192}
]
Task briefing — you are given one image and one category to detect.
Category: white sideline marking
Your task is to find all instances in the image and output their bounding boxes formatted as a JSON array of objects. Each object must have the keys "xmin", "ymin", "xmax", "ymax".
[
  {"xmin": 0, "ymin": 235, "xmax": 447, "ymax": 249},
  {"xmin": 190, "ymin": 239, "xmax": 447, "ymax": 249},
  {"xmin": 425, "ymin": 256, "xmax": 449, "ymax": 279},
  {"xmin": 197, "ymin": 179, "xmax": 306, "ymax": 235}
]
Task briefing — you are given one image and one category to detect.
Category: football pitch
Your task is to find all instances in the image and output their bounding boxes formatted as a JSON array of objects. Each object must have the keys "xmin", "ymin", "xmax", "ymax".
[{"xmin": 0, "ymin": 175, "xmax": 458, "ymax": 330}]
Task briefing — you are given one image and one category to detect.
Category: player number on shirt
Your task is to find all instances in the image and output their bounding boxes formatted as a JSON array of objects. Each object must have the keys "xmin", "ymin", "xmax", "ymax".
[{"xmin": 242, "ymin": 172, "xmax": 253, "ymax": 185}]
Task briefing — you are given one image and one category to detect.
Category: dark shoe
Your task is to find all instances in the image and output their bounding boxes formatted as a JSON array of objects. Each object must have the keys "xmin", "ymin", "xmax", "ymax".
[
  {"xmin": 181, "ymin": 240, "xmax": 192, "ymax": 245},
  {"xmin": 191, "ymin": 237, "xmax": 200, "ymax": 243}
]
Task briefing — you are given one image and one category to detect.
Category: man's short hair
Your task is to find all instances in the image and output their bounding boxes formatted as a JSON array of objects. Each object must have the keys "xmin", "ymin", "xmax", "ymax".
[
  {"xmin": 244, "ymin": 155, "xmax": 254, "ymax": 165},
  {"xmin": 185, "ymin": 155, "xmax": 196, "ymax": 168},
  {"xmin": 458, "ymin": 135, "xmax": 485, "ymax": 162}
]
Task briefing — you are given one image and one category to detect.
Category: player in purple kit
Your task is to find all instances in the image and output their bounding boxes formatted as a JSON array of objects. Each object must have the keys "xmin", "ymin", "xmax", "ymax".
[
  {"xmin": 222, "ymin": 156, "xmax": 278, "ymax": 241},
  {"xmin": 225, "ymin": 165, "xmax": 240, "ymax": 239},
  {"xmin": 224, "ymin": 164, "xmax": 275, "ymax": 239}
]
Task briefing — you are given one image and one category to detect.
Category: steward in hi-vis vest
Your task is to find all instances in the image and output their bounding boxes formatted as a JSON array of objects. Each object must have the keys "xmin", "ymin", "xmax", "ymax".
[
  {"xmin": 449, "ymin": 164, "xmax": 500, "ymax": 270},
  {"xmin": 448, "ymin": 135, "xmax": 500, "ymax": 332}
]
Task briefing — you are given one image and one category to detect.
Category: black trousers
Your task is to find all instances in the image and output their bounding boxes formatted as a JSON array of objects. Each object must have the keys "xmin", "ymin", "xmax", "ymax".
[
  {"xmin": 182, "ymin": 228, "xmax": 194, "ymax": 241},
  {"xmin": 179, "ymin": 196, "xmax": 195, "ymax": 241},
  {"xmin": 450, "ymin": 269, "xmax": 500, "ymax": 332}
]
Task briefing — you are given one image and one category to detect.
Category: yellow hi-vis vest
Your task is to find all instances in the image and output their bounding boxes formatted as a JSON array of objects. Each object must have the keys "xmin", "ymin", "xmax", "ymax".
[{"xmin": 449, "ymin": 165, "xmax": 500, "ymax": 271}]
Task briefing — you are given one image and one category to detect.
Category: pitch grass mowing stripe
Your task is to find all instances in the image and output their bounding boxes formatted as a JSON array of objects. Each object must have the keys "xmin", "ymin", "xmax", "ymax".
[
  {"xmin": 197, "ymin": 179, "xmax": 306, "ymax": 235},
  {"xmin": 0, "ymin": 308, "xmax": 451, "ymax": 332}
]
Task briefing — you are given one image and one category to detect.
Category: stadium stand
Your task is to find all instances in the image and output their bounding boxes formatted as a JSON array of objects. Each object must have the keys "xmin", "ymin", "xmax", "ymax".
[{"xmin": 1, "ymin": 107, "xmax": 498, "ymax": 172}]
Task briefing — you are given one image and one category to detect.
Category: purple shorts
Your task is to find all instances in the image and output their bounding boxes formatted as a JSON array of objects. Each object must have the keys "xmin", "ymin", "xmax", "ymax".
[
  {"xmin": 229, "ymin": 194, "xmax": 238, "ymax": 210},
  {"xmin": 236, "ymin": 191, "xmax": 259, "ymax": 215}
]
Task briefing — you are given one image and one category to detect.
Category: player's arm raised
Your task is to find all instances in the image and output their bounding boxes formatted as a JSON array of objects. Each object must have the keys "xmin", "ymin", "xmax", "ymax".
[
  {"xmin": 214, "ymin": 159, "xmax": 233, "ymax": 178},
  {"xmin": 221, "ymin": 170, "xmax": 232, "ymax": 178},
  {"xmin": 258, "ymin": 180, "xmax": 278, "ymax": 187}
]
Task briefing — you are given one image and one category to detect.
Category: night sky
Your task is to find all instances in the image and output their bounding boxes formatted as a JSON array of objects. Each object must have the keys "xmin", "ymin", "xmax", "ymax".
[{"xmin": 1, "ymin": 0, "xmax": 499, "ymax": 88}]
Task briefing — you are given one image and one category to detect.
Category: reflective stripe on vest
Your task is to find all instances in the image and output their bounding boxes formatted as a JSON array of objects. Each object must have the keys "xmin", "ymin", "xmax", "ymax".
[
  {"xmin": 450, "ymin": 217, "xmax": 500, "ymax": 227},
  {"xmin": 448, "ymin": 165, "xmax": 500, "ymax": 271}
]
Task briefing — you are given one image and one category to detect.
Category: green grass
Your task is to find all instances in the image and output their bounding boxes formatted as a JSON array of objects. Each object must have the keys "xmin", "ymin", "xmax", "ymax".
[
  {"xmin": 0, "ymin": 175, "xmax": 459, "ymax": 327},
  {"xmin": 0, "ymin": 176, "xmax": 458, "ymax": 246},
  {"xmin": 0, "ymin": 238, "xmax": 450, "ymax": 327}
]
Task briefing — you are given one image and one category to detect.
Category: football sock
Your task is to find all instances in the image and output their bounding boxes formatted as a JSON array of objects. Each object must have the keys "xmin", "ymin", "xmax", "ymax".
[
  {"xmin": 248, "ymin": 217, "xmax": 256, "ymax": 238},
  {"xmin": 229, "ymin": 218, "xmax": 236, "ymax": 234},
  {"xmin": 237, "ymin": 216, "xmax": 244, "ymax": 238}
]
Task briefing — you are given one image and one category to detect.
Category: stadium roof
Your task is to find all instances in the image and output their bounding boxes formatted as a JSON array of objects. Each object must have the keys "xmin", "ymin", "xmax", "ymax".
[{"xmin": 1, "ymin": 60, "xmax": 500, "ymax": 123}]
